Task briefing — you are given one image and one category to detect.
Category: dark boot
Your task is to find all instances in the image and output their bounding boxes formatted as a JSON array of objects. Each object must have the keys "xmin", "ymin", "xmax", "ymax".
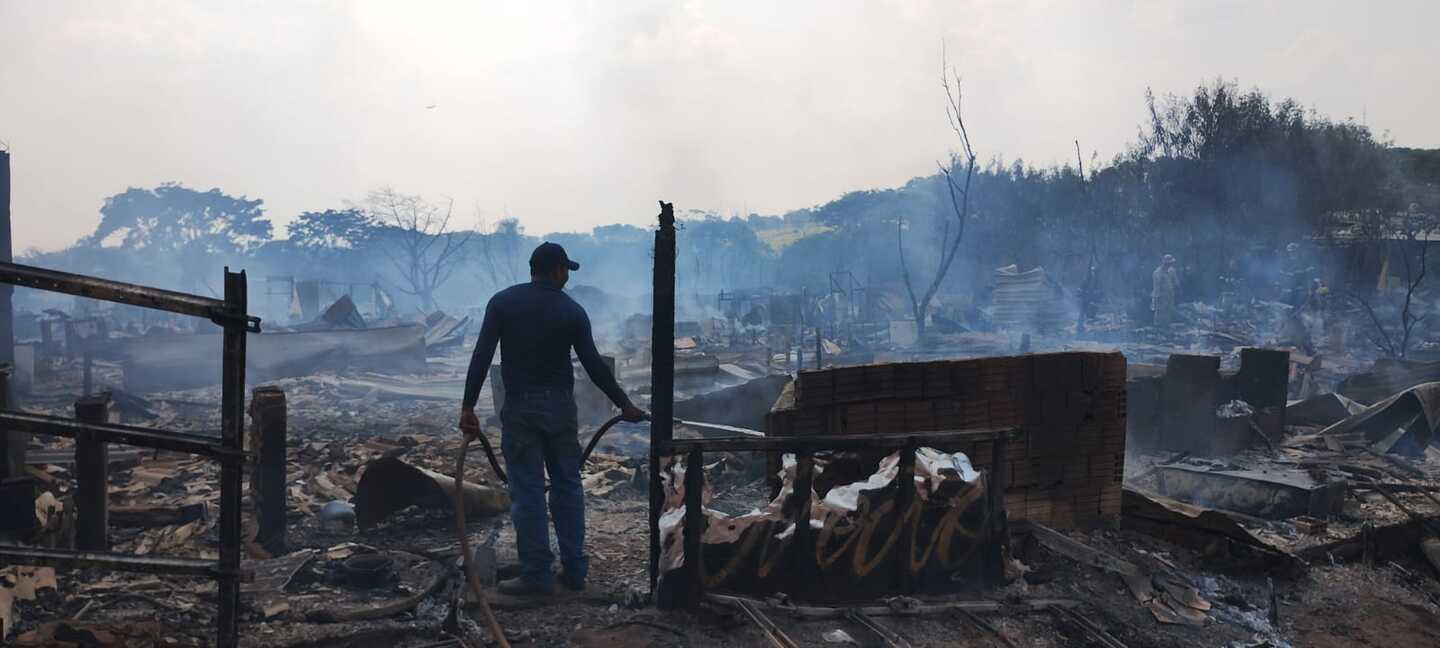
[
  {"xmin": 558, "ymin": 571, "xmax": 585, "ymax": 592},
  {"xmin": 497, "ymin": 576, "xmax": 554, "ymax": 597}
]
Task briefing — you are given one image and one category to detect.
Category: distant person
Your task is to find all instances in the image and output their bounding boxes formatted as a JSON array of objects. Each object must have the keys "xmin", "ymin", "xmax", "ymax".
[
  {"xmin": 1151, "ymin": 254, "xmax": 1180, "ymax": 327},
  {"xmin": 1281, "ymin": 242, "xmax": 1315, "ymax": 307},
  {"xmin": 459, "ymin": 242, "xmax": 647, "ymax": 597}
]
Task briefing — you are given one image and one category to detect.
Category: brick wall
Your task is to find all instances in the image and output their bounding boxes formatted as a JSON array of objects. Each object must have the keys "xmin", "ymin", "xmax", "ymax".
[{"xmin": 768, "ymin": 351, "xmax": 1126, "ymax": 529}]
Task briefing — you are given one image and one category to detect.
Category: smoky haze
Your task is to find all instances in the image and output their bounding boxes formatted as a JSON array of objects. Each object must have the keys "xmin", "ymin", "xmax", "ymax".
[{"xmin": 1, "ymin": 0, "xmax": 1437, "ymax": 252}]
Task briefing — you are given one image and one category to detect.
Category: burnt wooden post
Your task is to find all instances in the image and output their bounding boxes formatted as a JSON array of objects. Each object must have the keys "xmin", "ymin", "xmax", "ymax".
[
  {"xmin": 248, "ymin": 386, "xmax": 287, "ymax": 555},
  {"xmin": 792, "ymin": 452, "xmax": 816, "ymax": 595},
  {"xmin": 0, "ymin": 366, "xmax": 35, "ymax": 533},
  {"xmin": 0, "ymin": 152, "xmax": 17, "ymax": 485},
  {"xmin": 82, "ymin": 351, "xmax": 92, "ymax": 396},
  {"xmin": 988, "ymin": 432, "xmax": 1011, "ymax": 581},
  {"xmin": 1160, "ymin": 354, "xmax": 1220, "ymax": 454},
  {"xmin": 0, "ymin": 365, "xmax": 23, "ymax": 481},
  {"xmin": 1238, "ymin": 347, "xmax": 1290, "ymax": 441},
  {"xmin": 0, "ymin": 150, "xmax": 13, "ymax": 369},
  {"xmin": 649, "ymin": 201, "xmax": 676, "ymax": 597},
  {"xmin": 681, "ymin": 447, "xmax": 706, "ymax": 608},
  {"xmin": 796, "ymin": 325, "xmax": 804, "ymax": 371},
  {"xmin": 815, "ymin": 327, "xmax": 822, "ymax": 369},
  {"xmin": 216, "ymin": 268, "xmax": 247, "ymax": 648},
  {"xmin": 895, "ymin": 441, "xmax": 917, "ymax": 593},
  {"xmin": 74, "ymin": 392, "xmax": 111, "ymax": 551}
]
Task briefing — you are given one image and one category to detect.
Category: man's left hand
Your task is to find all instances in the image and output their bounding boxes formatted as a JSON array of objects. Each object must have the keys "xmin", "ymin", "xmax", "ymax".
[{"xmin": 620, "ymin": 405, "xmax": 649, "ymax": 423}]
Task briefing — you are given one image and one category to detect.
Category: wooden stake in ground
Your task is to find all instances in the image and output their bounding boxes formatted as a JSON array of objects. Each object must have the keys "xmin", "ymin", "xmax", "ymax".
[{"xmin": 454, "ymin": 430, "xmax": 511, "ymax": 648}]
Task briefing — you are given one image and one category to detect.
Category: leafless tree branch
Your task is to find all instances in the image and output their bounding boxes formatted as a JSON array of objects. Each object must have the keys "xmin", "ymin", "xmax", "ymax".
[{"xmin": 896, "ymin": 46, "xmax": 978, "ymax": 342}]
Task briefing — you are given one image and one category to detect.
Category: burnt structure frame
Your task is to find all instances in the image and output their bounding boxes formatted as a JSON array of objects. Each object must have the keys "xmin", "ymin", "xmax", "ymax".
[
  {"xmin": 653, "ymin": 426, "xmax": 1016, "ymax": 609},
  {"xmin": 647, "ymin": 199, "xmax": 1013, "ymax": 608},
  {"xmin": 0, "ymin": 260, "xmax": 259, "ymax": 648}
]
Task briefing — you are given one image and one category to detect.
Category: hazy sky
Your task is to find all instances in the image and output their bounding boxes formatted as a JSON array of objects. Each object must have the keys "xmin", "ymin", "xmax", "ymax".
[{"xmin": 2, "ymin": 0, "xmax": 1437, "ymax": 251}]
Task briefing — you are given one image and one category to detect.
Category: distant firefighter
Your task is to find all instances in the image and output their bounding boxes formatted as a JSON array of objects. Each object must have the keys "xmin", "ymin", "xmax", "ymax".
[
  {"xmin": 1152, "ymin": 254, "xmax": 1180, "ymax": 327},
  {"xmin": 1282, "ymin": 242, "xmax": 1315, "ymax": 306}
]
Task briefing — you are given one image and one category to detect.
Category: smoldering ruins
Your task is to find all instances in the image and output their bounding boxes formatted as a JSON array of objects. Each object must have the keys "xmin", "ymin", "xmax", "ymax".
[{"xmin": 2, "ymin": 63, "xmax": 1440, "ymax": 648}]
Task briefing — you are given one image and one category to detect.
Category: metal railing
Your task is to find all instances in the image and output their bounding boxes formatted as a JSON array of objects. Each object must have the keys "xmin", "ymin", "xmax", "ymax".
[{"xmin": 0, "ymin": 261, "xmax": 259, "ymax": 647}]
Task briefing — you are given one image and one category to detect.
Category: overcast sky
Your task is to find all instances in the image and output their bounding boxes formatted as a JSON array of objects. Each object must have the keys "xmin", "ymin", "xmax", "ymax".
[{"xmin": 2, "ymin": 0, "xmax": 1436, "ymax": 251}]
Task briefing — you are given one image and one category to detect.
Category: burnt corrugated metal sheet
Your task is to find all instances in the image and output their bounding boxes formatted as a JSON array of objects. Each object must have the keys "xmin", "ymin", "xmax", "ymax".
[{"xmin": 990, "ymin": 265, "xmax": 1073, "ymax": 333}]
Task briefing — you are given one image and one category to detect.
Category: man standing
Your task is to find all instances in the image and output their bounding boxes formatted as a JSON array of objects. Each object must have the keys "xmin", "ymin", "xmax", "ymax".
[
  {"xmin": 460, "ymin": 241, "xmax": 646, "ymax": 596},
  {"xmin": 1151, "ymin": 254, "xmax": 1180, "ymax": 328}
]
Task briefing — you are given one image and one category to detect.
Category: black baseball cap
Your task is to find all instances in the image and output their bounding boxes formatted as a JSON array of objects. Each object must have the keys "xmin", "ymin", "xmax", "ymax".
[{"xmin": 529, "ymin": 241, "xmax": 580, "ymax": 272}]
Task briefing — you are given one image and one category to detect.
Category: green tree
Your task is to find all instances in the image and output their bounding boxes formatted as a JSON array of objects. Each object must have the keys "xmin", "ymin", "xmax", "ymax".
[{"xmin": 85, "ymin": 183, "xmax": 271, "ymax": 294}]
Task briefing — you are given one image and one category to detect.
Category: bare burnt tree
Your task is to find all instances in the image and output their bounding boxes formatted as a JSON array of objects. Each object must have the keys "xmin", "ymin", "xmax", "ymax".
[
  {"xmin": 1349, "ymin": 207, "xmax": 1437, "ymax": 358},
  {"xmin": 898, "ymin": 52, "xmax": 978, "ymax": 341},
  {"xmin": 365, "ymin": 188, "xmax": 472, "ymax": 311}
]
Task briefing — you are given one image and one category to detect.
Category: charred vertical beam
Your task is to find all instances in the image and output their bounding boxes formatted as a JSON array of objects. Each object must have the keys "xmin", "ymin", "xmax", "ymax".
[
  {"xmin": 0, "ymin": 365, "xmax": 25, "ymax": 482},
  {"xmin": 648, "ymin": 201, "xmax": 676, "ymax": 595},
  {"xmin": 814, "ymin": 327, "xmax": 822, "ymax": 369},
  {"xmin": 0, "ymin": 152, "xmax": 17, "ymax": 485},
  {"xmin": 0, "ymin": 150, "xmax": 12, "ymax": 368},
  {"xmin": 1160, "ymin": 354, "xmax": 1220, "ymax": 454},
  {"xmin": 795, "ymin": 325, "xmax": 804, "ymax": 371},
  {"xmin": 248, "ymin": 386, "xmax": 287, "ymax": 556},
  {"xmin": 216, "ymin": 269, "xmax": 247, "ymax": 648},
  {"xmin": 895, "ymin": 442, "xmax": 917, "ymax": 592},
  {"xmin": 681, "ymin": 447, "xmax": 705, "ymax": 609},
  {"xmin": 0, "ymin": 366, "xmax": 35, "ymax": 533},
  {"xmin": 74, "ymin": 392, "xmax": 111, "ymax": 551},
  {"xmin": 1238, "ymin": 348, "xmax": 1289, "ymax": 440},
  {"xmin": 82, "ymin": 351, "xmax": 93, "ymax": 396},
  {"xmin": 792, "ymin": 452, "xmax": 816, "ymax": 590}
]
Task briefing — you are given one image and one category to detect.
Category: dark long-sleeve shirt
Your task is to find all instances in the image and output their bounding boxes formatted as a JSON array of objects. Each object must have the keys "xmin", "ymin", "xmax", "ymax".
[{"xmin": 462, "ymin": 281, "xmax": 632, "ymax": 411}]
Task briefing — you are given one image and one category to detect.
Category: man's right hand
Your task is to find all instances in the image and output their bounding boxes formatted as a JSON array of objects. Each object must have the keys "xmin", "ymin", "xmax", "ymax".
[
  {"xmin": 620, "ymin": 404, "xmax": 649, "ymax": 423},
  {"xmin": 459, "ymin": 408, "xmax": 481, "ymax": 437}
]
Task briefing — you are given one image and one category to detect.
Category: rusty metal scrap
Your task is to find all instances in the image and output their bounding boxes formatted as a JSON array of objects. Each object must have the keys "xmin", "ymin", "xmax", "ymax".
[{"xmin": 354, "ymin": 455, "xmax": 509, "ymax": 529}]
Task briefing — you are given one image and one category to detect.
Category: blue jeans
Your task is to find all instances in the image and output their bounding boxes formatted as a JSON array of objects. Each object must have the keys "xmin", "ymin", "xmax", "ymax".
[{"xmin": 500, "ymin": 390, "xmax": 587, "ymax": 586}]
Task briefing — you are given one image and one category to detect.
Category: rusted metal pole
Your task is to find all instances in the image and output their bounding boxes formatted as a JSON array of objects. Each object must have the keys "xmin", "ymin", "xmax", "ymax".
[
  {"xmin": 248, "ymin": 386, "xmax": 287, "ymax": 555},
  {"xmin": 0, "ymin": 261, "xmax": 257, "ymax": 330},
  {"xmin": 216, "ymin": 269, "xmax": 247, "ymax": 648},
  {"xmin": 0, "ymin": 545, "xmax": 239, "ymax": 577},
  {"xmin": 74, "ymin": 392, "xmax": 111, "ymax": 551},
  {"xmin": 0, "ymin": 409, "xmax": 246, "ymax": 459},
  {"xmin": 649, "ymin": 201, "xmax": 676, "ymax": 596}
]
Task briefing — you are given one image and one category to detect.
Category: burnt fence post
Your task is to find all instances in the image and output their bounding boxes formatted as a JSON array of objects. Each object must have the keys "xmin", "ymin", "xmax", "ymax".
[
  {"xmin": 216, "ymin": 268, "xmax": 248, "ymax": 648},
  {"xmin": 74, "ymin": 392, "xmax": 112, "ymax": 551},
  {"xmin": 248, "ymin": 386, "xmax": 287, "ymax": 555},
  {"xmin": 649, "ymin": 201, "xmax": 676, "ymax": 595}
]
